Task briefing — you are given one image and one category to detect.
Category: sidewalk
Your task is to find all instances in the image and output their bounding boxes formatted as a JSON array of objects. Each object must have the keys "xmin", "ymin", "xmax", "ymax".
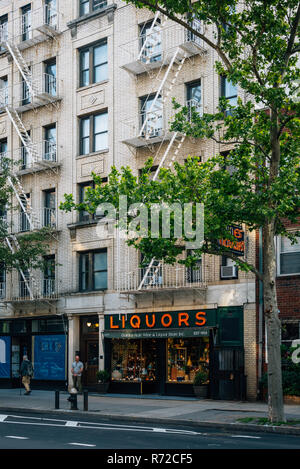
[{"xmin": 0, "ymin": 388, "xmax": 299, "ymax": 435}]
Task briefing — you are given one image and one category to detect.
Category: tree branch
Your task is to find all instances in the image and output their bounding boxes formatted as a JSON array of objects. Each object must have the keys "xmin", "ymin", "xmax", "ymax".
[{"xmin": 281, "ymin": 3, "xmax": 300, "ymax": 76}]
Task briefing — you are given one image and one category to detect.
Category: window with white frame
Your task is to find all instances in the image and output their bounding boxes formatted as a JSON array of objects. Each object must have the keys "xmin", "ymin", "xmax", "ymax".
[{"xmin": 277, "ymin": 235, "xmax": 300, "ymax": 276}]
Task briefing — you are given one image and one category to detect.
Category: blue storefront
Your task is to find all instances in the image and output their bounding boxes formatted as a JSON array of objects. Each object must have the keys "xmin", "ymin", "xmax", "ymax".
[{"xmin": 0, "ymin": 316, "xmax": 68, "ymax": 390}]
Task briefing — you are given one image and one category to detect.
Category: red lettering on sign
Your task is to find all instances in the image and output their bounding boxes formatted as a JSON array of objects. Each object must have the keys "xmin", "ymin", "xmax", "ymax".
[
  {"xmin": 130, "ymin": 315, "xmax": 141, "ymax": 329},
  {"xmin": 145, "ymin": 314, "xmax": 155, "ymax": 328},
  {"xmin": 195, "ymin": 311, "xmax": 207, "ymax": 326},
  {"xmin": 178, "ymin": 312, "xmax": 189, "ymax": 327},
  {"xmin": 121, "ymin": 315, "xmax": 126, "ymax": 329},
  {"xmin": 110, "ymin": 316, "xmax": 119, "ymax": 329},
  {"xmin": 161, "ymin": 314, "xmax": 172, "ymax": 328}
]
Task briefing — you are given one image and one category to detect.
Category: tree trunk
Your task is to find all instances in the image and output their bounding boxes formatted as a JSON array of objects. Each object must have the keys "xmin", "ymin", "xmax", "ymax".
[{"xmin": 263, "ymin": 222, "xmax": 285, "ymax": 423}]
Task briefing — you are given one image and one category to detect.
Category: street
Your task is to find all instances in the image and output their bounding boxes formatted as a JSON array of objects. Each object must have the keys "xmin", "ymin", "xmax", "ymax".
[{"xmin": 0, "ymin": 411, "xmax": 299, "ymax": 450}]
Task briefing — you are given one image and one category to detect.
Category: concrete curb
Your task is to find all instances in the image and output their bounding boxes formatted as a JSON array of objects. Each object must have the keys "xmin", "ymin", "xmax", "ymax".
[{"xmin": 1, "ymin": 406, "xmax": 300, "ymax": 436}]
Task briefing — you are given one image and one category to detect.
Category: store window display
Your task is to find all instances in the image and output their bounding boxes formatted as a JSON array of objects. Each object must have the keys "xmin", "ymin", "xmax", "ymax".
[
  {"xmin": 111, "ymin": 339, "xmax": 157, "ymax": 382},
  {"xmin": 167, "ymin": 337, "xmax": 209, "ymax": 383}
]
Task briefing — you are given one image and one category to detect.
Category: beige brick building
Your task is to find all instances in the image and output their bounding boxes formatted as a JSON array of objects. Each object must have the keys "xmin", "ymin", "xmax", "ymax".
[{"xmin": 0, "ymin": 0, "xmax": 257, "ymax": 400}]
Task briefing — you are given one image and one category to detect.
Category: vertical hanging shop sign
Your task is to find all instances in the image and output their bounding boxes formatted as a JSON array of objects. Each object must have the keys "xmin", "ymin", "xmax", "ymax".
[
  {"xmin": 218, "ymin": 225, "xmax": 245, "ymax": 256},
  {"xmin": 0, "ymin": 336, "xmax": 11, "ymax": 378}
]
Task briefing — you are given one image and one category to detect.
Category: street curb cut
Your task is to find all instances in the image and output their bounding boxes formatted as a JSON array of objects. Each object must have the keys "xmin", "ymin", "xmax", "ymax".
[{"xmin": 1, "ymin": 407, "xmax": 300, "ymax": 436}]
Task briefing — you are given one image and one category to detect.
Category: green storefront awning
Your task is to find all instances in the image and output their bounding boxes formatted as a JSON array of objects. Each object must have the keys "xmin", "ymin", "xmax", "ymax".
[{"xmin": 103, "ymin": 327, "xmax": 212, "ymax": 339}]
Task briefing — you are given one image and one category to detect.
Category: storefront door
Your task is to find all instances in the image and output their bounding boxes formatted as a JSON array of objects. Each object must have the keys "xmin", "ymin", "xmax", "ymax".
[
  {"xmin": 82, "ymin": 339, "xmax": 99, "ymax": 387},
  {"xmin": 11, "ymin": 336, "xmax": 31, "ymax": 385}
]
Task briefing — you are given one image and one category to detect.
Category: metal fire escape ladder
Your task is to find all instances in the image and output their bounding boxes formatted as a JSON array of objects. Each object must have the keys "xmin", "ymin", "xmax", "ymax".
[
  {"xmin": 138, "ymin": 11, "xmax": 161, "ymax": 64},
  {"xmin": 139, "ymin": 47, "xmax": 187, "ymax": 140},
  {"xmin": 5, "ymin": 107, "xmax": 39, "ymax": 166},
  {"xmin": 137, "ymin": 131, "xmax": 187, "ymax": 291},
  {"xmin": 5, "ymin": 235, "xmax": 35, "ymax": 300},
  {"xmin": 137, "ymin": 51, "xmax": 188, "ymax": 290},
  {"xmin": 7, "ymin": 175, "xmax": 40, "ymax": 231},
  {"xmin": 5, "ymin": 41, "xmax": 38, "ymax": 97}
]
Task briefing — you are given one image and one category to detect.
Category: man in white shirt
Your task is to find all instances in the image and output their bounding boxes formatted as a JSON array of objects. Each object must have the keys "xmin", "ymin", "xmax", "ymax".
[{"xmin": 71, "ymin": 354, "xmax": 84, "ymax": 393}]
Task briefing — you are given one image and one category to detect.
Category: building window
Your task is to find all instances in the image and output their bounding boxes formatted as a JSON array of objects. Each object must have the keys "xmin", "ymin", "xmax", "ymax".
[
  {"xmin": 20, "ymin": 131, "xmax": 31, "ymax": 169},
  {"xmin": 21, "ymin": 4, "xmax": 32, "ymax": 42},
  {"xmin": 79, "ymin": 111, "xmax": 108, "ymax": 155},
  {"xmin": 19, "ymin": 193, "xmax": 31, "ymax": 232},
  {"xmin": 220, "ymin": 76, "xmax": 237, "ymax": 116},
  {"xmin": 43, "ymin": 255, "xmax": 55, "ymax": 295},
  {"xmin": 139, "ymin": 19, "xmax": 162, "ymax": 63},
  {"xmin": 140, "ymin": 94, "xmax": 163, "ymax": 138},
  {"xmin": 19, "ymin": 270, "xmax": 30, "ymax": 298},
  {"xmin": 186, "ymin": 250, "xmax": 202, "ymax": 283},
  {"xmin": 32, "ymin": 317, "xmax": 66, "ymax": 333},
  {"xmin": 79, "ymin": 40, "xmax": 107, "ymax": 87},
  {"xmin": 0, "ymin": 15, "xmax": 8, "ymax": 51},
  {"xmin": 21, "ymin": 69, "xmax": 32, "ymax": 106},
  {"xmin": 0, "ymin": 76, "xmax": 8, "ymax": 108},
  {"xmin": 44, "ymin": 189, "xmax": 56, "ymax": 227},
  {"xmin": 44, "ymin": 123, "xmax": 57, "ymax": 161},
  {"xmin": 186, "ymin": 14, "xmax": 202, "ymax": 46},
  {"xmin": 78, "ymin": 179, "xmax": 107, "ymax": 222},
  {"xmin": 45, "ymin": 0, "xmax": 57, "ymax": 28},
  {"xmin": 79, "ymin": 0, "xmax": 108, "ymax": 17},
  {"xmin": 0, "ymin": 138, "xmax": 7, "ymax": 170},
  {"xmin": 277, "ymin": 235, "xmax": 300, "ymax": 276},
  {"xmin": 44, "ymin": 58, "xmax": 57, "ymax": 96},
  {"xmin": 167, "ymin": 337, "xmax": 209, "ymax": 384},
  {"xmin": 79, "ymin": 249, "xmax": 107, "ymax": 291},
  {"xmin": 186, "ymin": 80, "xmax": 202, "ymax": 119},
  {"xmin": 111, "ymin": 339, "xmax": 157, "ymax": 382},
  {"xmin": 79, "ymin": 182, "xmax": 94, "ymax": 222}
]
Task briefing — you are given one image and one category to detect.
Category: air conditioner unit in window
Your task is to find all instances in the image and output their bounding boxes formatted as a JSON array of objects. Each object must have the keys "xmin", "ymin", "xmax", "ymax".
[{"xmin": 221, "ymin": 265, "xmax": 238, "ymax": 279}]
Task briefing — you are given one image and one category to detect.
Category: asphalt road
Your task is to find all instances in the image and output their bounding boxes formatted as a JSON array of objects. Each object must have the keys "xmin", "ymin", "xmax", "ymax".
[{"xmin": 0, "ymin": 411, "xmax": 299, "ymax": 452}]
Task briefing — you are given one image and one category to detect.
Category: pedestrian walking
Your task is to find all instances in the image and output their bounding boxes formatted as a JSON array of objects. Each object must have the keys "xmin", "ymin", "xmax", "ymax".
[
  {"xmin": 20, "ymin": 355, "xmax": 34, "ymax": 395},
  {"xmin": 71, "ymin": 354, "xmax": 84, "ymax": 393}
]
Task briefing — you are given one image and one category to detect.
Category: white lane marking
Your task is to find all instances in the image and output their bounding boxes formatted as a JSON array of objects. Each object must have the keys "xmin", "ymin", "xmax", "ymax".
[
  {"xmin": 65, "ymin": 421, "xmax": 78, "ymax": 427},
  {"xmin": 1, "ymin": 415, "xmax": 204, "ymax": 436},
  {"xmin": 5, "ymin": 436, "xmax": 29, "ymax": 440},
  {"xmin": 231, "ymin": 435, "xmax": 261, "ymax": 439},
  {"xmin": 0, "ymin": 415, "xmax": 8, "ymax": 422},
  {"xmin": 3, "ymin": 415, "xmax": 201, "ymax": 435},
  {"xmin": 69, "ymin": 443, "xmax": 96, "ymax": 447}
]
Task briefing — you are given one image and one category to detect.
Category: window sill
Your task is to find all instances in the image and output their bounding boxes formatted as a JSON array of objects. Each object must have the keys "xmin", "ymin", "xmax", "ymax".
[
  {"xmin": 276, "ymin": 273, "xmax": 300, "ymax": 278},
  {"xmin": 77, "ymin": 80, "xmax": 109, "ymax": 93},
  {"xmin": 67, "ymin": 219, "xmax": 99, "ymax": 230},
  {"xmin": 76, "ymin": 149, "xmax": 109, "ymax": 159},
  {"xmin": 67, "ymin": 4, "xmax": 117, "ymax": 31},
  {"xmin": 70, "ymin": 289, "xmax": 108, "ymax": 297}
]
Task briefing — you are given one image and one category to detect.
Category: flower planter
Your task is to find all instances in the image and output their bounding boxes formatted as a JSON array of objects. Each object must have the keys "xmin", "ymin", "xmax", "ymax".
[
  {"xmin": 284, "ymin": 395, "xmax": 300, "ymax": 405},
  {"xmin": 96, "ymin": 382, "xmax": 110, "ymax": 393},
  {"xmin": 193, "ymin": 384, "xmax": 208, "ymax": 399}
]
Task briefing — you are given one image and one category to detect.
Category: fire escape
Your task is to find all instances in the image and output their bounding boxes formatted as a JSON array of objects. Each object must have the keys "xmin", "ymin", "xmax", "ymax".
[
  {"xmin": 119, "ymin": 13, "xmax": 206, "ymax": 292},
  {"xmin": 0, "ymin": 4, "xmax": 61, "ymax": 302}
]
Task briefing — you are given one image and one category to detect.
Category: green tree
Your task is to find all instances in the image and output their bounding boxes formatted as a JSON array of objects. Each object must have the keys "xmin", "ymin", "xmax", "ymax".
[{"xmin": 60, "ymin": 1, "xmax": 300, "ymax": 422}]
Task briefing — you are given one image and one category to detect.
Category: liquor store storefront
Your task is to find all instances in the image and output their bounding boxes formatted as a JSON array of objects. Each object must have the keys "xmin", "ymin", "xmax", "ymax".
[{"xmin": 104, "ymin": 308, "xmax": 245, "ymax": 398}]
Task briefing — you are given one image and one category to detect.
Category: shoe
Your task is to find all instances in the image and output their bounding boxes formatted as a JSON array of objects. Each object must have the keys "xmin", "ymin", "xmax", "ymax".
[{"xmin": 24, "ymin": 391, "xmax": 31, "ymax": 395}]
